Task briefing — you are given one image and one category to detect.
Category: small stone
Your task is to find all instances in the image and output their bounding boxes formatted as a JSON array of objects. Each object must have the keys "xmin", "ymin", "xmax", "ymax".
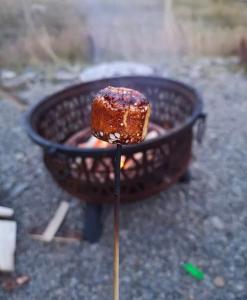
[
  {"xmin": 235, "ymin": 283, "xmax": 244, "ymax": 292},
  {"xmin": 21, "ymin": 70, "xmax": 38, "ymax": 82},
  {"xmin": 15, "ymin": 152, "xmax": 25, "ymax": 161},
  {"xmin": 211, "ymin": 216, "xmax": 225, "ymax": 230},
  {"xmin": 1, "ymin": 70, "xmax": 38, "ymax": 89},
  {"xmin": 54, "ymin": 70, "xmax": 78, "ymax": 82},
  {"xmin": 69, "ymin": 277, "xmax": 77, "ymax": 288},
  {"xmin": 10, "ymin": 183, "xmax": 28, "ymax": 198},
  {"xmin": 114, "ymin": 133, "xmax": 120, "ymax": 139},
  {"xmin": 16, "ymin": 276, "xmax": 30, "ymax": 286},
  {"xmin": 79, "ymin": 62, "xmax": 154, "ymax": 82},
  {"xmin": 213, "ymin": 57, "xmax": 226, "ymax": 66},
  {"xmin": 1, "ymin": 70, "xmax": 17, "ymax": 80},
  {"xmin": 214, "ymin": 276, "xmax": 225, "ymax": 288}
]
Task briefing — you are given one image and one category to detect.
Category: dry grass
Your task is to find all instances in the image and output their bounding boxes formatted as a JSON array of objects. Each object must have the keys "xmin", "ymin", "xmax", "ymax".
[
  {"xmin": 174, "ymin": 0, "xmax": 247, "ymax": 55},
  {"xmin": 183, "ymin": 25, "xmax": 247, "ymax": 55},
  {"xmin": 0, "ymin": 0, "xmax": 247, "ymax": 68},
  {"xmin": 0, "ymin": 0, "xmax": 91, "ymax": 68}
]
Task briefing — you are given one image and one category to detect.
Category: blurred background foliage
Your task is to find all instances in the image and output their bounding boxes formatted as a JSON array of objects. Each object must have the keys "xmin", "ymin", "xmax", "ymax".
[{"xmin": 0, "ymin": 0, "xmax": 247, "ymax": 68}]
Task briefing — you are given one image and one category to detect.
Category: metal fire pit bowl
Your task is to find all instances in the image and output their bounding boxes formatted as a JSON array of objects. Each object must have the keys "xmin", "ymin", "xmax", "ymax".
[
  {"xmin": 25, "ymin": 76, "xmax": 206, "ymax": 241},
  {"xmin": 25, "ymin": 76, "xmax": 205, "ymax": 204}
]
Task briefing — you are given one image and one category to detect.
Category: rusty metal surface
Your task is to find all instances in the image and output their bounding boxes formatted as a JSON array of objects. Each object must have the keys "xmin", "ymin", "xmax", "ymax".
[{"xmin": 24, "ymin": 76, "xmax": 204, "ymax": 204}]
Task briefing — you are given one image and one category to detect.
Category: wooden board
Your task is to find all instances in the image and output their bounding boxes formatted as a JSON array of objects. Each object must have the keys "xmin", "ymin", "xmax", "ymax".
[
  {"xmin": 0, "ymin": 220, "xmax": 17, "ymax": 272},
  {"xmin": 41, "ymin": 201, "xmax": 69, "ymax": 242}
]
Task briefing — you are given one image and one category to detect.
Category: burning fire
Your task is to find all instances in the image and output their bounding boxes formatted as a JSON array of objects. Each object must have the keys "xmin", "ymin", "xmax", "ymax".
[
  {"xmin": 78, "ymin": 137, "xmax": 139, "ymax": 170},
  {"xmin": 75, "ymin": 127, "xmax": 161, "ymax": 170},
  {"xmin": 78, "ymin": 137, "xmax": 108, "ymax": 149},
  {"xmin": 120, "ymin": 157, "xmax": 126, "ymax": 169},
  {"xmin": 78, "ymin": 136, "xmax": 129, "ymax": 169}
]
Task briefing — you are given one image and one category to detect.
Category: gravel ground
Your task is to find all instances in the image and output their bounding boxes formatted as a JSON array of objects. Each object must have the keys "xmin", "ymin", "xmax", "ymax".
[{"xmin": 0, "ymin": 58, "xmax": 247, "ymax": 299}]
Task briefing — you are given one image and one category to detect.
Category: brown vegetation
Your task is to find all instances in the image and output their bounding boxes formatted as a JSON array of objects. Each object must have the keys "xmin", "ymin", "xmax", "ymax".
[{"xmin": 0, "ymin": 0, "xmax": 247, "ymax": 68}]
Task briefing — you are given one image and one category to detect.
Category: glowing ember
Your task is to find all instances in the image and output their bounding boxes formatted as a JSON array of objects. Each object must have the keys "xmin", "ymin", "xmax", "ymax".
[
  {"xmin": 65, "ymin": 123, "xmax": 166, "ymax": 172},
  {"xmin": 78, "ymin": 136, "xmax": 108, "ymax": 149},
  {"xmin": 120, "ymin": 155, "xmax": 126, "ymax": 169},
  {"xmin": 120, "ymin": 157, "xmax": 126, "ymax": 169}
]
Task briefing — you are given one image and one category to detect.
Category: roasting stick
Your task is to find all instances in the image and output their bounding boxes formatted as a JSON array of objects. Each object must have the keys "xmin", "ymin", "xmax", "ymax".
[
  {"xmin": 91, "ymin": 86, "xmax": 151, "ymax": 300},
  {"xmin": 113, "ymin": 144, "xmax": 122, "ymax": 300}
]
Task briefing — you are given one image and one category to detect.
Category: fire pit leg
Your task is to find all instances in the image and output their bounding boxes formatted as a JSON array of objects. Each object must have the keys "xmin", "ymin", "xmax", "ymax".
[
  {"xmin": 83, "ymin": 203, "xmax": 103, "ymax": 243},
  {"xmin": 179, "ymin": 169, "xmax": 191, "ymax": 184}
]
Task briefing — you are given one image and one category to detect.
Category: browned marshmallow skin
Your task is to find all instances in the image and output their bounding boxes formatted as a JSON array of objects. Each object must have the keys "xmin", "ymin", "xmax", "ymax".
[{"xmin": 91, "ymin": 86, "xmax": 151, "ymax": 144}]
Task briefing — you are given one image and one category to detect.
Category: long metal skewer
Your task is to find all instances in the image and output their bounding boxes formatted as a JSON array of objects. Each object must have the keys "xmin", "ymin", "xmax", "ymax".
[{"xmin": 113, "ymin": 143, "xmax": 121, "ymax": 300}]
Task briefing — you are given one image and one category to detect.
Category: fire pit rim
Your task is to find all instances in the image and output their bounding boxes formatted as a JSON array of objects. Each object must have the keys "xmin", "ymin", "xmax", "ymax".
[{"xmin": 24, "ymin": 76, "xmax": 203, "ymax": 157}]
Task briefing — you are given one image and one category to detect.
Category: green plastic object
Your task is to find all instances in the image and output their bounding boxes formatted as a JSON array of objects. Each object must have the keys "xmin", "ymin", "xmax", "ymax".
[{"xmin": 182, "ymin": 263, "xmax": 204, "ymax": 281}]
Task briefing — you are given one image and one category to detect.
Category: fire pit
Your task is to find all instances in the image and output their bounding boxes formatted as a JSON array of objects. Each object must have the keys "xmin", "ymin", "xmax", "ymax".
[{"xmin": 24, "ymin": 76, "xmax": 206, "ymax": 241}]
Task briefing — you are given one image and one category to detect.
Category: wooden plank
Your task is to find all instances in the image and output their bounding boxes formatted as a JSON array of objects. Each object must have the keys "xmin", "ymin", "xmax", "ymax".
[
  {"xmin": 0, "ymin": 220, "xmax": 17, "ymax": 272},
  {"xmin": 0, "ymin": 206, "xmax": 14, "ymax": 218},
  {"xmin": 30, "ymin": 233, "xmax": 81, "ymax": 243},
  {"xmin": 41, "ymin": 201, "xmax": 69, "ymax": 242}
]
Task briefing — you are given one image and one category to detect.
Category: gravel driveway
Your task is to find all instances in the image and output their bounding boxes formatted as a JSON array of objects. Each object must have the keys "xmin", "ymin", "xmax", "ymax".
[{"xmin": 0, "ymin": 57, "xmax": 247, "ymax": 299}]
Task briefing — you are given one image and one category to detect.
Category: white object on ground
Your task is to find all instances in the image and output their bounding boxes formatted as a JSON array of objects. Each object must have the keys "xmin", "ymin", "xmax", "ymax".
[
  {"xmin": 79, "ymin": 62, "xmax": 154, "ymax": 82},
  {"xmin": 42, "ymin": 201, "xmax": 70, "ymax": 242},
  {"xmin": 0, "ymin": 206, "xmax": 14, "ymax": 218},
  {"xmin": 1, "ymin": 70, "xmax": 17, "ymax": 80},
  {"xmin": 0, "ymin": 220, "xmax": 17, "ymax": 272}
]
